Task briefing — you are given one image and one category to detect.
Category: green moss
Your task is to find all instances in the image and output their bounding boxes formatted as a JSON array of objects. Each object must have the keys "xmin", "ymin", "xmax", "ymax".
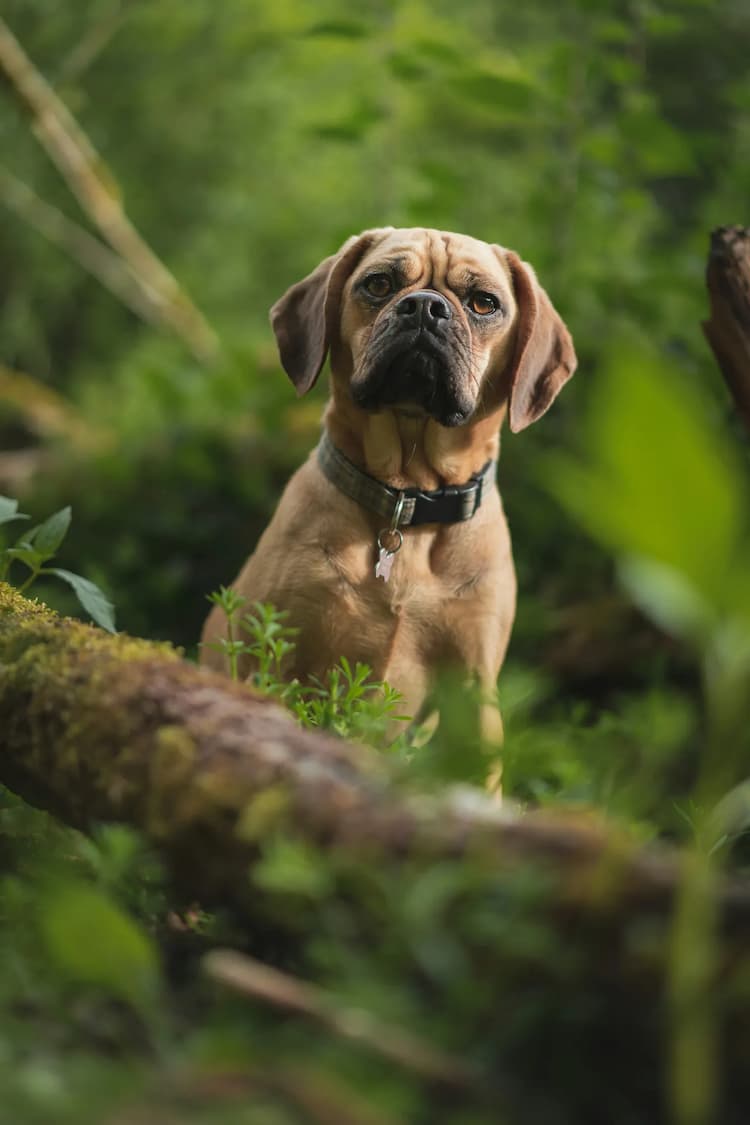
[
  {"xmin": 0, "ymin": 582, "xmax": 291, "ymax": 858},
  {"xmin": 0, "ymin": 582, "xmax": 189, "ymax": 824},
  {"xmin": 235, "ymin": 785, "xmax": 292, "ymax": 842},
  {"xmin": 145, "ymin": 726, "xmax": 199, "ymax": 836},
  {"xmin": 0, "ymin": 581, "xmax": 178, "ymax": 662}
]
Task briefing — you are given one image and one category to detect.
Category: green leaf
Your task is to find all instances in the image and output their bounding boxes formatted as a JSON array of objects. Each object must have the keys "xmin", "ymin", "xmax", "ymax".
[
  {"xmin": 28, "ymin": 506, "xmax": 72, "ymax": 558},
  {"xmin": 47, "ymin": 568, "xmax": 117, "ymax": 633},
  {"xmin": 388, "ymin": 50, "xmax": 428, "ymax": 82},
  {"xmin": 254, "ymin": 838, "xmax": 333, "ymax": 900},
  {"xmin": 311, "ymin": 101, "xmax": 384, "ymax": 143},
  {"xmin": 305, "ymin": 19, "xmax": 369, "ymax": 39},
  {"xmin": 708, "ymin": 779, "xmax": 750, "ymax": 841},
  {"xmin": 41, "ymin": 881, "xmax": 158, "ymax": 1012},
  {"xmin": 4, "ymin": 544, "xmax": 44, "ymax": 569},
  {"xmin": 543, "ymin": 336, "xmax": 750, "ymax": 625},
  {"xmin": 411, "ymin": 38, "xmax": 464, "ymax": 66},
  {"xmin": 454, "ymin": 70, "xmax": 534, "ymax": 112},
  {"xmin": 0, "ymin": 495, "xmax": 29, "ymax": 528},
  {"xmin": 618, "ymin": 556, "xmax": 715, "ymax": 641},
  {"xmin": 620, "ymin": 105, "xmax": 695, "ymax": 175}
]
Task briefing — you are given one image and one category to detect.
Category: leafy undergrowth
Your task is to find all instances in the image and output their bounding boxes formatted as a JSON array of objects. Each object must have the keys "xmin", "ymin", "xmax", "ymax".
[
  {"xmin": 0, "ymin": 733, "xmax": 608, "ymax": 1125},
  {"xmin": 0, "ymin": 497, "xmax": 115, "ymax": 633},
  {"xmin": 0, "ymin": 607, "xmax": 748, "ymax": 1125}
]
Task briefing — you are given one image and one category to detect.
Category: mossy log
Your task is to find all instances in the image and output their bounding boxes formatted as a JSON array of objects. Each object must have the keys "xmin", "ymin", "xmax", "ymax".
[
  {"xmin": 704, "ymin": 225, "xmax": 750, "ymax": 435},
  {"xmin": 4, "ymin": 583, "xmax": 750, "ymax": 1116},
  {"xmin": 0, "ymin": 583, "xmax": 690, "ymax": 908},
  {"xmin": 2, "ymin": 581, "xmax": 750, "ymax": 921}
]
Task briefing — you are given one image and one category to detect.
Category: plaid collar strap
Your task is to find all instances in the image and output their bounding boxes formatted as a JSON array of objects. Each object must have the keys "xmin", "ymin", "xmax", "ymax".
[{"xmin": 317, "ymin": 430, "xmax": 496, "ymax": 529}]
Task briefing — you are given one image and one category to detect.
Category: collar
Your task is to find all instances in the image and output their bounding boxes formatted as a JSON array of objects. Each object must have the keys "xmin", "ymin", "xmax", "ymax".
[{"xmin": 317, "ymin": 430, "xmax": 496, "ymax": 528}]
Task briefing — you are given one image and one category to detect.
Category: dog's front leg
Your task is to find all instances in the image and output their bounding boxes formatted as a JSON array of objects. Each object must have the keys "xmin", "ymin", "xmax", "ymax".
[{"xmin": 480, "ymin": 689, "xmax": 504, "ymax": 796}]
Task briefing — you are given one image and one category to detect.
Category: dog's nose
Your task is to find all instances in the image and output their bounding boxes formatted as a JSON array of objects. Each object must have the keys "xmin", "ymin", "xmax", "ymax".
[{"xmin": 394, "ymin": 290, "xmax": 452, "ymax": 328}]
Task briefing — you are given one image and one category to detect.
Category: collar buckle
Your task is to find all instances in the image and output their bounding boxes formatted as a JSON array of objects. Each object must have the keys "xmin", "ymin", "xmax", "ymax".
[
  {"xmin": 317, "ymin": 432, "xmax": 495, "ymax": 530},
  {"xmin": 390, "ymin": 490, "xmax": 406, "ymax": 530}
]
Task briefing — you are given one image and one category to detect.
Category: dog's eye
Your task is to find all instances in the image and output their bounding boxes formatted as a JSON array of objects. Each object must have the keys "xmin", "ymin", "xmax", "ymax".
[
  {"xmin": 469, "ymin": 291, "xmax": 499, "ymax": 316},
  {"xmin": 363, "ymin": 273, "xmax": 393, "ymax": 299}
]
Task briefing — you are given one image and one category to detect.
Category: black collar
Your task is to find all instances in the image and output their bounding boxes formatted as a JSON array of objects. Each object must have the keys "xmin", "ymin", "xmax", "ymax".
[{"xmin": 317, "ymin": 431, "xmax": 496, "ymax": 528}]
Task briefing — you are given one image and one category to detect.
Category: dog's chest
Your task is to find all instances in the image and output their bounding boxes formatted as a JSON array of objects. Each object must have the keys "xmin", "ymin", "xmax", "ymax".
[{"xmin": 320, "ymin": 528, "xmax": 486, "ymax": 619}]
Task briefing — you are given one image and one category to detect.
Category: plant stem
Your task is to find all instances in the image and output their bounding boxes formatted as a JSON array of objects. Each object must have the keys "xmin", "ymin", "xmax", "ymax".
[
  {"xmin": 16, "ymin": 568, "xmax": 39, "ymax": 594},
  {"xmin": 226, "ymin": 613, "xmax": 238, "ymax": 682}
]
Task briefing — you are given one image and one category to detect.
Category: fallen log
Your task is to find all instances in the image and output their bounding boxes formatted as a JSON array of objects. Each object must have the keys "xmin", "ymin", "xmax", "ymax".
[
  {"xmin": 2, "ymin": 582, "xmax": 750, "ymax": 1122},
  {"xmin": 4, "ymin": 578, "xmax": 750, "ymax": 921},
  {"xmin": 0, "ymin": 581, "xmax": 710, "ymax": 914},
  {"xmin": 703, "ymin": 225, "xmax": 750, "ymax": 435}
]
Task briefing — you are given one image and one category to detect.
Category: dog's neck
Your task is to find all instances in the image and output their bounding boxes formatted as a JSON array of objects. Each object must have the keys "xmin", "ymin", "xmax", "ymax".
[{"xmin": 323, "ymin": 397, "xmax": 505, "ymax": 491}]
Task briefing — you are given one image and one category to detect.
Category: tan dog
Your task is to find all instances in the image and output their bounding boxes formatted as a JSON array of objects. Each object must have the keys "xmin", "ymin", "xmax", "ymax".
[{"xmin": 201, "ymin": 228, "xmax": 576, "ymax": 772}]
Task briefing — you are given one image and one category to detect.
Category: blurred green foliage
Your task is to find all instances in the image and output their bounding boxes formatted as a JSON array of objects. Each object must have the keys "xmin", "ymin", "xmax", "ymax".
[
  {"xmin": 1, "ymin": 0, "xmax": 750, "ymax": 1121},
  {"xmin": 1, "ymin": 0, "xmax": 748, "ymax": 647}
]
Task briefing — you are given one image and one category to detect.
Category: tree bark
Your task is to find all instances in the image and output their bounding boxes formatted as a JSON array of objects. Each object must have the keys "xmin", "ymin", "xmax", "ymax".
[{"xmin": 704, "ymin": 225, "xmax": 750, "ymax": 435}]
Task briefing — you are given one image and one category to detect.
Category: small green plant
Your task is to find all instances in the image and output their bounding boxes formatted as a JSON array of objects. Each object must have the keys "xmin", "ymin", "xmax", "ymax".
[
  {"xmin": 206, "ymin": 586, "xmax": 299, "ymax": 691},
  {"xmin": 205, "ymin": 587, "xmax": 410, "ymax": 746},
  {"xmin": 235, "ymin": 597, "xmax": 300, "ymax": 695},
  {"xmin": 0, "ymin": 495, "xmax": 116, "ymax": 632}
]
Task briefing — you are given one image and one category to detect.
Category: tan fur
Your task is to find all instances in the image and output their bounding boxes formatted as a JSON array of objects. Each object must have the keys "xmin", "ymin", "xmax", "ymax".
[{"xmin": 201, "ymin": 228, "xmax": 576, "ymax": 781}]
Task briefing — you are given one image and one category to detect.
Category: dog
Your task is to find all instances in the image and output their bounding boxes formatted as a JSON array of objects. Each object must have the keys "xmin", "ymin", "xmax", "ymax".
[{"xmin": 201, "ymin": 228, "xmax": 576, "ymax": 779}]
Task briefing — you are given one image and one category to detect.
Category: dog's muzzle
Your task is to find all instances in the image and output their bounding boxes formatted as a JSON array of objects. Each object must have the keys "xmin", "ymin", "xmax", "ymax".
[{"xmin": 351, "ymin": 290, "xmax": 475, "ymax": 427}]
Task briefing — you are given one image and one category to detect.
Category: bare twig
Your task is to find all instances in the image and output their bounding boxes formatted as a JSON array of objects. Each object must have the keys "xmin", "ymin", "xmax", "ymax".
[
  {"xmin": 57, "ymin": 0, "xmax": 131, "ymax": 85},
  {"xmin": 0, "ymin": 16, "xmax": 219, "ymax": 363},
  {"xmin": 203, "ymin": 949, "xmax": 475, "ymax": 1090},
  {"xmin": 0, "ymin": 361, "xmax": 97, "ymax": 444},
  {"xmin": 0, "ymin": 167, "xmax": 160, "ymax": 326},
  {"xmin": 272, "ymin": 1066, "xmax": 401, "ymax": 1125},
  {"xmin": 116, "ymin": 1063, "xmax": 400, "ymax": 1125},
  {"xmin": 0, "ymin": 362, "xmax": 104, "ymax": 490}
]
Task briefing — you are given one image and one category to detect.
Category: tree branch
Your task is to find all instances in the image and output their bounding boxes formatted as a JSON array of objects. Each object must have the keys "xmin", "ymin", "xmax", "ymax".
[
  {"xmin": 0, "ymin": 167, "xmax": 163, "ymax": 326},
  {"xmin": 204, "ymin": 949, "xmax": 474, "ymax": 1089},
  {"xmin": 0, "ymin": 16, "xmax": 219, "ymax": 363},
  {"xmin": 57, "ymin": 0, "xmax": 131, "ymax": 85},
  {"xmin": 703, "ymin": 224, "xmax": 750, "ymax": 436}
]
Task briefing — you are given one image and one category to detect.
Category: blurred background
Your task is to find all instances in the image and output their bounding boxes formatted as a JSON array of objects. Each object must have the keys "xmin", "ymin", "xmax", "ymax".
[{"xmin": 2, "ymin": 0, "xmax": 749, "ymax": 829}]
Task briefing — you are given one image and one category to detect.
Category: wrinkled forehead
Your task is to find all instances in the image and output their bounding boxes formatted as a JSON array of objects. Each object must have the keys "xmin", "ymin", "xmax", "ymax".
[{"xmin": 358, "ymin": 228, "xmax": 513, "ymax": 293}]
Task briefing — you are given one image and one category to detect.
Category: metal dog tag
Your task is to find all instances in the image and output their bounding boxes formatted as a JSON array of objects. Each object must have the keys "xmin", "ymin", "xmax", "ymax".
[
  {"xmin": 374, "ymin": 527, "xmax": 403, "ymax": 582},
  {"xmin": 375, "ymin": 493, "xmax": 405, "ymax": 583},
  {"xmin": 375, "ymin": 546, "xmax": 396, "ymax": 582}
]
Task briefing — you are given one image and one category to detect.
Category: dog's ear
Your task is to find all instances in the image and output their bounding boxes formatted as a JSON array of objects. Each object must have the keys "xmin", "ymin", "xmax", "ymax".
[
  {"xmin": 270, "ymin": 232, "xmax": 381, "ymax": 395},
  {"xmin": 503, "ymin": 251, "xmax": 577, "ymax": 433}
]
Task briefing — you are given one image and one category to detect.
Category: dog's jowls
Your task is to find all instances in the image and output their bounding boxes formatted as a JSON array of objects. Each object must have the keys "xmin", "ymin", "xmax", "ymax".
[{"xmin": 201, "ymin": 228, "xmax": 576, "ymax": 779}]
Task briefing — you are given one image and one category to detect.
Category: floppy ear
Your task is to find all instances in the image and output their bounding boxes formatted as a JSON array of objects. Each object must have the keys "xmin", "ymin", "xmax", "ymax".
[
  {"xmin": 504, "ymin": 251, "xmax": 577, "ymax": 433},
  {"xmin": 269, "ymin": 232, "xmax": 380, "ymax": 395}
]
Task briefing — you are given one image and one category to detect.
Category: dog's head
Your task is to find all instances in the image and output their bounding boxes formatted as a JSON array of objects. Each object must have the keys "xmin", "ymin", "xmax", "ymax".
[{"xmin": 270, "ymin": 228, "xmax": 576, "ymax": 432}]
